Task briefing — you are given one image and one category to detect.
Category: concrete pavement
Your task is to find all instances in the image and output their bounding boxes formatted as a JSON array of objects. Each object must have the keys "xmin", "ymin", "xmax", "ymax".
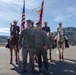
[{"xmin": 0, "ymin": 46, "xmax": 76, "ymax": 75}]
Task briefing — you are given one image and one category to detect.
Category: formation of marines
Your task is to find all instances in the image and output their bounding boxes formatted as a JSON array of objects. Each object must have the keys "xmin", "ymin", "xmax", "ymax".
[
  {"xmin": 18, "ymin": 20, "xmax": 50, "ymax": 73},
  {"xmin": 6, "ymin": 19, "xmax": 69, "ymax": 74}
]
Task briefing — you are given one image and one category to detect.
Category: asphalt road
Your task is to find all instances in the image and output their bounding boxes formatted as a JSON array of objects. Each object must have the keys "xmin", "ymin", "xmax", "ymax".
[{"xmin": 0, "ymin": 46, "xmax": 76, "ymax": 75}]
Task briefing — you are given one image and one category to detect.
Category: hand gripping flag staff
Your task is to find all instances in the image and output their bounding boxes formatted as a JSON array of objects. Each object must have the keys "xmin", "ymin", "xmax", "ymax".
[{"xmin": 21, "ymin": 0, "xmax": 25, "ymax": 31}]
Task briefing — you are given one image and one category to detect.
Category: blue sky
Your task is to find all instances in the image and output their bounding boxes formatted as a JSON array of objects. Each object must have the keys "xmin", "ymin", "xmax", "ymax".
[{"xmin": 0, "ymin": 0, "xmax": 76, "ymax": 36}]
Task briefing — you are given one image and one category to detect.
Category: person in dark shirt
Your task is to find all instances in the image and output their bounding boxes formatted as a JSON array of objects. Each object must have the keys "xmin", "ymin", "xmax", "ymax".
[
  {"xmin": 42, "ymin": 21, "xmax": 50, "ymax": 33},
  {"xmin": 6, "ymin": 20, "xmax": 20, "ymax": 48},
  {"xmin": 10, "ymin": 20, "xmax": 20, "ymax": 36}
]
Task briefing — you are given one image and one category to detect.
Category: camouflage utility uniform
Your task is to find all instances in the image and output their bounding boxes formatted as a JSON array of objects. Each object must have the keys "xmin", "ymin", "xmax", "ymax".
[
  {"xmin": 19, "ymin": 27, "xmax": 36, "ymax": 70},
  {"xmin": 34, "ymin": 29, "xmax": 49, "ymax": 71}
]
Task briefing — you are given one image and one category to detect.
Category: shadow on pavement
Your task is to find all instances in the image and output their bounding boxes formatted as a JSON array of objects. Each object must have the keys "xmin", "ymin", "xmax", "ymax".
[
  {"xmin": 49, "ymin": 60, "xmax": 76, "ymax": 75},
  {"xmin": 10, "ymin": 59, "xmax": 76, "ymax": 75},
  {"xmin": 64, "ymin": 58, "xmax": 76, "ymax": 63}
]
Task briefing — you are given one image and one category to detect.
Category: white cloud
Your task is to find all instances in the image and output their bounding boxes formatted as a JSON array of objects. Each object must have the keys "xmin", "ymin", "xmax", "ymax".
[
  {"xmin": 67, "ymin": 14, "xmax": 72, "ymax": 18},
  {"xmin": 0, "ymin": 0, "xmax": 22, "ymax": 5},
  {"xmin": 54, "ymin": 15, "xmax": 66, "ymax": 22},
  {"xmin": 0, "ymin": 0, "xmax": 41, "ymax": 23},
  {"xmin": 0, "ymin": 0, "xmax": 43, "ymax": 10},
  {"xmin": 0, "ymin": 0, "xmax": 76, "ymax": 34},
  {"xmin": 0, "ymin": 28, "xmax": 9, "ymax": 33},
  {"xmin": 66, "ymin": 7, "xmax": 76, "ymax": 15},
  {"xmin": 67, "ymin": 7, "xmax": 75, "ymax": 13},
  {"xmin": 0, "ymin": 0, "xmax": 12, "ymax": 2},
  {"xmin": 25, "ymin": 0, "xmax": 42, "ymax": 10}
]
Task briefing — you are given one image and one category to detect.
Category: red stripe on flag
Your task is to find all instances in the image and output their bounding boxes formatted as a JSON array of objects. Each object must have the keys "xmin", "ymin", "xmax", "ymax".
[
  {"xmin": 22, "ymin": 14, "xmax": 25, "ymax": 17},
  {"xmin": 21, "ymin": 0, "xmax": 25, "ymax": 31},
  {"xmin": 22, "ymin": 18, "xmax": 25, "ymax": 21}
]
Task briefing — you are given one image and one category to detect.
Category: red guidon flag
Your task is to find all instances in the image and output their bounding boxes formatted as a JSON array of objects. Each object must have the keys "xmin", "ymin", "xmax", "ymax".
[
  {"xmin": 37, "ymin": 0, "xmax": 44, "ymax": 30},
  {"xmin": 21, "ymin": 0, "xmax": 25, "ymax": 31}
]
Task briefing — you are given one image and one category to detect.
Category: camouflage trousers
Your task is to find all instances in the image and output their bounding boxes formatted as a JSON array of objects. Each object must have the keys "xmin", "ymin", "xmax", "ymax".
[
  {"xmin": 36, "ymin": 48, "xmax": 48, "ymax": 70},
  {"xmin": 22, "ymin": 48, "xmax": 34, "ymax": 69}
]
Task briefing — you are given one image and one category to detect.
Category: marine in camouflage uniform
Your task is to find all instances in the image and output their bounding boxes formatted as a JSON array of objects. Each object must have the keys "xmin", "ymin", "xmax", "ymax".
[
  {"xmin": 34, "ymin": 23, "xmax": 49, "ymax": 73},
  {"xmin": 19, "ymin": 20, "xmax": 36, "ymax": 73},
  {"xmin": 31, "ymin": 20, "xmax": 36, "ymax": 29}
]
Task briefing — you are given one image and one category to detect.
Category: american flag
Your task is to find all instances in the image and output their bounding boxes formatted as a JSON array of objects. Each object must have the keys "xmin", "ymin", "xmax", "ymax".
[{"xmin": 21, "ymin": 0, "xmax": 25, "ymax": 31}]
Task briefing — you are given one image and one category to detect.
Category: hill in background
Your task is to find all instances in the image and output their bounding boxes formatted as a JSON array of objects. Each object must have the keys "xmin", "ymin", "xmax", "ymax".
[
  {"xmin": 65, "ymin": 27, "xmax": 76, "ymax": 45},
  {"xmin": 0, "ymin": 27, "xmax": 76, "ymax": 46},
  {"xmin": 0, "ymin": 36, "xmax": 8, "ymax": 46}
]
